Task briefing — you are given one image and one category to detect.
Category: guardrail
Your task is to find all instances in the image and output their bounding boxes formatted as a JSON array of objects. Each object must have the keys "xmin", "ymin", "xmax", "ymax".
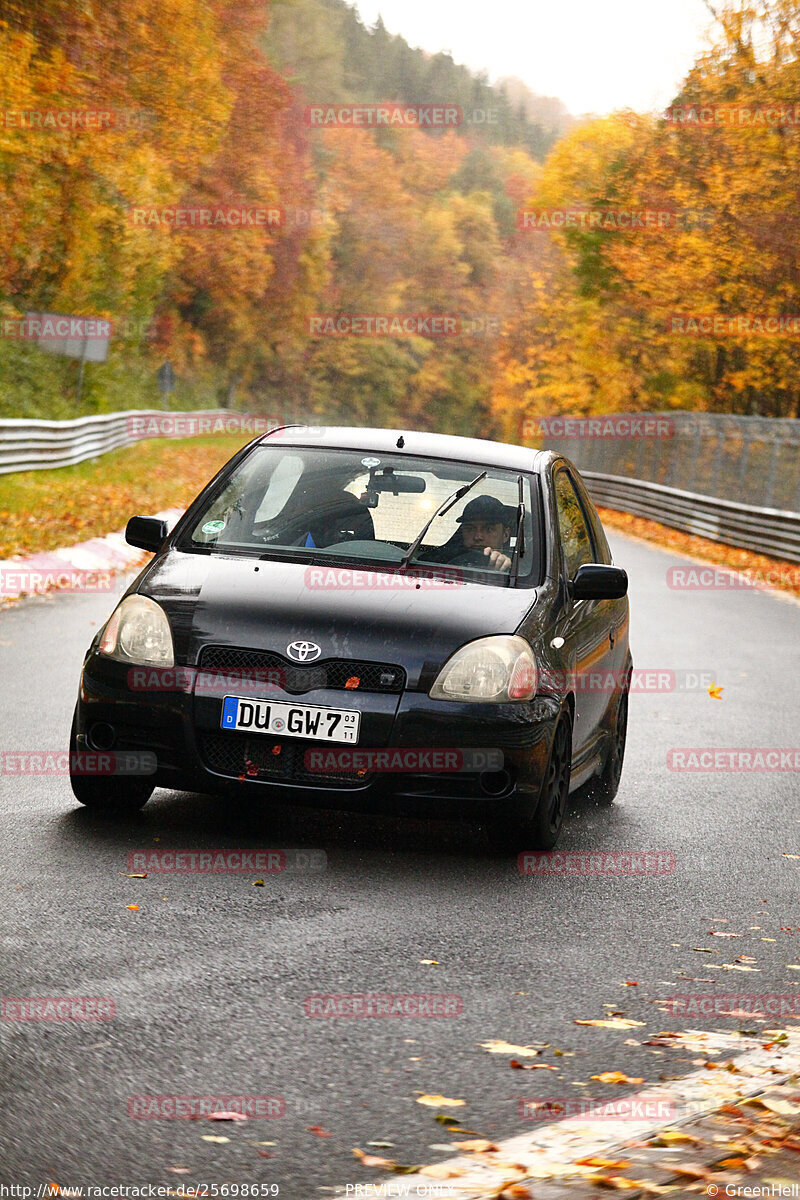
[
  {"xmin": 582, "ymin": 471, "xmax": 800, "ymax": 563},
  {"xmin": 0, "ymin": 410, "xmax": 253, "ymax": 474},
  {"xmin": 537, "ymin": 411, "xmax": 800, "ymax": 512},
  {"xmin": 4, "ymin": 408, "xmax": 799, "ymax": 563}
]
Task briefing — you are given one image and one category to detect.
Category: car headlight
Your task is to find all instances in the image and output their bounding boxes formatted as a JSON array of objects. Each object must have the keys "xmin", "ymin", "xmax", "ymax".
[
  {"xmin": 98, "ymin": 595, "xmax": 174, "ymax": 667},
  {"xmin": 429, "ymin": 635, "xmax": 537, "ymax": 702}
]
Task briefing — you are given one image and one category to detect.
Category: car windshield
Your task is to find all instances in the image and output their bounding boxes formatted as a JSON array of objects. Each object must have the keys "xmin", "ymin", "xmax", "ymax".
[{"xmin": 177, "ymin": 444, "xmax": 539, "ymax": 586}]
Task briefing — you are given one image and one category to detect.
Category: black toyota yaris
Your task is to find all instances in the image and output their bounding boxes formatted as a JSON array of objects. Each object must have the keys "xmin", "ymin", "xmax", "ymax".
[{"xmin": 70, "ymin": 425, "xmax": 631, "ymax": 851}]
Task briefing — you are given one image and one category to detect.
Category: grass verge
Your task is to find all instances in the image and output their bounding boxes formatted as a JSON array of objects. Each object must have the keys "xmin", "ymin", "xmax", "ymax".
[{"xmin": 0, "ymin": 435, "xmax": 249, "ymax": 558}]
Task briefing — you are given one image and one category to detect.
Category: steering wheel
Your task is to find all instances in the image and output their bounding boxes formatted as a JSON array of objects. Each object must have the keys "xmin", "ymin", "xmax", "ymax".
[{"xmin": 450, "ymin": 548, "xmax": 499, "ymax": 568}]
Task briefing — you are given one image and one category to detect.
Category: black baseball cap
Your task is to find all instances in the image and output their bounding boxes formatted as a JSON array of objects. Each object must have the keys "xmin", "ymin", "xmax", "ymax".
[{"xmin": 456, "ymin": 495, "xmax": 512, "ymax": 525}]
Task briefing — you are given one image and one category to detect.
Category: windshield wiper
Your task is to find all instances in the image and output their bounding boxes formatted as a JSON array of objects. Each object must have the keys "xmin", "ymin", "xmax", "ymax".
[
  {"xmin": 508, "ymin": 473, "xmax": 525, "ymax": 587},
  {"xmin": 398, "ymin": 471, "xmax": 487, "ymax": 571}
]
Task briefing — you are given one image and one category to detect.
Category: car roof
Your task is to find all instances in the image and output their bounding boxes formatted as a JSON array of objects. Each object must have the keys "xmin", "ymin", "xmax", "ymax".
[{"xmin": 259, "ymin": 424, "xmax": 551, "ymax": 473}]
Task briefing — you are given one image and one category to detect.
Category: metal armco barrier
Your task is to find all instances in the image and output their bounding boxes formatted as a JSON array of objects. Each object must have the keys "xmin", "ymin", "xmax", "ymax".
[
  {"xmin": 582, "ymin": 471, "xmax": 800, "ymax": 563},
  {"xmin": 541, "ymin": 410, "xmax": 800, "ymax": 513},
  {"xmin": 0, "ymin": 410, "xmax": 253, "ymax": 474}
]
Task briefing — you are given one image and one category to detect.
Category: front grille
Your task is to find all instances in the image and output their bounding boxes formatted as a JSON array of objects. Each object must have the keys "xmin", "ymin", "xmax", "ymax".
[
  {"xmin": 198, "ymin": 645, "xmax": 406, "ymax": 695},
  {"xmin": 199, "ymin": 731, "xmax": 373, "ymax": 788}
]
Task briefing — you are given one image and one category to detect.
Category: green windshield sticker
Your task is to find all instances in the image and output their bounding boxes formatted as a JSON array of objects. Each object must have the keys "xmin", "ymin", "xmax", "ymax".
[{"xmin": 202, "ymin": 519, "xmax": 226, "ymax": 535}]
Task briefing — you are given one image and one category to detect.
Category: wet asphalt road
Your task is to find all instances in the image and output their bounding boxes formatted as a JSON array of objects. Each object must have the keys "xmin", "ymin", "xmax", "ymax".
[{"xmin": 2, "ymin": 530, "xmax": 800, "ymax": 1195}]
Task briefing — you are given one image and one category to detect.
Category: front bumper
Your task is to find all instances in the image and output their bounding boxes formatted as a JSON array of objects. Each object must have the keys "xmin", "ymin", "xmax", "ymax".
[{"xmin": 76, "ymin": 654, "xmax": 561, "ymax": 819}]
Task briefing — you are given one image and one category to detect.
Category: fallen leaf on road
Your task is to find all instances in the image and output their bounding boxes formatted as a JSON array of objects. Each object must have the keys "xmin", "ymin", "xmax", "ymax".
[
  {"xmin": 453, "ymin": 1139, "xmax": 499, "ymax": 1152},
  {"xmin": 200, "ymin": 1136, "xmax": 230, "ymax": 1143},
  {"xmin": 756, "ymin": 1096, "xmax": 800, "ymax": 1116},
  {"xmin": 509, "ymin": 1059, "xmax": 558, "ymax": 1070},
  {"xmin": 479, "ymin": 1040, "xmax": 546, "ymax": 1056},
  {"xmin": 708, "ymin": 682, "xmax": 724, "ymax": 699},
  {"xmin": 575, "ymin": 1018, "xmax": 645, "ymax": 1028},
  {"xmin": 692, "ymin": 947, "xmax": 714, "ymax": 952},
  {"xmin": 308, "ymin": 1125, "xmax": 333, "ymax": 1137},
  {"xmin": 787, "ymin": 965, "xmax": 800, "ymax": 970},
  {"xmin": 126, "ymin": 904, "xmax": 139, "ymax": 911},
  {"xmin": 649, "ymin": 1129, "xmax": 702, "ymax": 1145},
  {"xmin": 591, "ymin": 1071, "xmax": 644, "ymax": 1084},
  {"xmin": 576, "ymin": 1157, "xmax": 631, "ymax": 1168},
  {"xmin": 654, "ymin": 1162, "xmax": 713, "ymax": 1180},
  {"xmin": 586, "ymin": 1175, "xmax": 641, "ymax": 1190},
  {"xmin": 416, "ymin": 1095, "xmax": 466, "ymax": 1107},
  {"xmin": 419, "ymin": 959, "xmax": 439, "ymax": 965},
  {"xmin": 124, "ymin": 873, "xmax": 147, "ymax": 878},
  {"xmin": 420, "ymin": 1164, "xmax": 466, "ymax": 1179},
  {"xmin": 208, "ymin": 1111, "xmax": 247, "ymax": 1121},
  {"xmin": 252, "ymin": 879, "xmax": 265, "ymax": 886},
  {"xmin": 624, "ymin": 981, "xmax": 638, "ymax": 986},
  {"xmin": 165, "ymin": 1169, "xmax": 191, "ymax": 1174},
  {"xmin": 352, "ymin": 1148, "xmax": 395, "ymax": 1168},
  {"xmin": 710, "ymin": 931, "xmax": 741, "ymax": 937}
]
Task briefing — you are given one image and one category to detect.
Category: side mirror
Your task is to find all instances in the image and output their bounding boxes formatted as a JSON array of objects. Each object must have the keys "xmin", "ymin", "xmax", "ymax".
[
  {"xmin": 570, "ymin": 563, "xmax": 628, "ymax": 601},
  {"xmin": 125, "ymin": 516, "xmax": 168, "ymax": 554}
]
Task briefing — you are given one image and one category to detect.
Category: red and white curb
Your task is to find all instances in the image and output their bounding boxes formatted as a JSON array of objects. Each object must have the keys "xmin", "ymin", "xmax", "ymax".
[
  {"xmin": 0, "ymin": 508, "xmax": 184, "ymax": 603},
  {"xmin": 339, "ymin": 1030, "xmax": 800, "ymax": 1197}
]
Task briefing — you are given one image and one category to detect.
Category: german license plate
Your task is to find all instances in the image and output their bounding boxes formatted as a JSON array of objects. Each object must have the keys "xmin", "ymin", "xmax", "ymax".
[{"xmin": 220, "ymin": 696, "xmax": 360, "ymax": 743}]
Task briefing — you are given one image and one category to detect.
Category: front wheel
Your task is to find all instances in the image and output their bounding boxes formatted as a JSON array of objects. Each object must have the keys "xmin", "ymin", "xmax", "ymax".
[
  {"xmin": 592, "ymin": 687, "xmax": 628, "ymax": 806},
  {"xmin": 487, "ymin": 712, "xmax": 572, "ymax": 853},
  {"xmin": 69, "ymin": 706, "xmax": 153, "ymax": 812}
]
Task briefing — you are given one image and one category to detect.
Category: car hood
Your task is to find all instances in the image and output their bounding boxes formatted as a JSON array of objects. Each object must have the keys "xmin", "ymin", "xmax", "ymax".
[{"xmin": 140, "ymin": 550, "xmax": 537, "ymax": 682}]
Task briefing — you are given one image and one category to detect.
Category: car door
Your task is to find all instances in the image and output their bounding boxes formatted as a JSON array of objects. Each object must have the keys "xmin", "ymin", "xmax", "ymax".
[
  {"xmin": 569, "ymin": 465, "xmax": 630, "ymax": 697},
  {"xmin": 550, "ymin": 465, "xmax": 618, "ymax": 758}
]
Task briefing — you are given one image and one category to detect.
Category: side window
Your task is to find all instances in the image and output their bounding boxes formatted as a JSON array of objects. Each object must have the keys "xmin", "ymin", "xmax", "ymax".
[
  {"xmin": 569, "ymin": 470, "xmax": 611, "ymax": 564},
  {"xmin": 553, "ymin": 469, "xmax": 595, "ymax": 578}
]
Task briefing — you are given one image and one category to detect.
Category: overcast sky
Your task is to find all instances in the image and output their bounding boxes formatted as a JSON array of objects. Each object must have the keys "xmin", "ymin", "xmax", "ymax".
[{"xmin": 353, "ymin": 0, "xmax": 718, "ymax": 116}]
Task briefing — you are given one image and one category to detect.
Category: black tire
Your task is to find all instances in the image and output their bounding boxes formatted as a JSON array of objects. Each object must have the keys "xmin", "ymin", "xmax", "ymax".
[
  {"xmin": 69, "ymin": 706, "xmax": 153, "ymax": 812},
  {"xmin": 592, "ymin": 687, "xmax": 628, "ymax": 806},
  {"xmin": 487, "ymin": 711, "xmax": 572, "ymax": 853}
]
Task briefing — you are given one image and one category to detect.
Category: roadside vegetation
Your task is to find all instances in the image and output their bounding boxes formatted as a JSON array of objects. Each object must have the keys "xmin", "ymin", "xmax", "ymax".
[{"xmin": 0, "ymin": 435, "xmax": 247, "ymax": 558}]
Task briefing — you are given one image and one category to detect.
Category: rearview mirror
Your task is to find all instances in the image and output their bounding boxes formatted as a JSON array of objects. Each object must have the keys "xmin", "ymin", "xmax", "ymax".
[
  {"xmin": 570, "ymin": 563, "xmax": 628, "ymax": 601},
  {"xmin": 125, "ymin": 516, "xmax": 168, "ymax": 553},
  {"xmin": 370, "ymin": 471, "xmax": 426, "ymax": 494}
]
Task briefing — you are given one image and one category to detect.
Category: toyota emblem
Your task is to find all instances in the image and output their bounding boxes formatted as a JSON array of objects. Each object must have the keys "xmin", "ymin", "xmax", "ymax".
[{"xmin": 287, "ymin": 640, "xmax": 322, "ymax": 662}]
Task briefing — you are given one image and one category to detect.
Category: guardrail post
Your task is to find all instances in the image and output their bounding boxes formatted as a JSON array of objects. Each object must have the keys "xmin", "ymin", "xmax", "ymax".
[
  {"xmin": 765, "ymin": 437, "xmax": 781, "ymax": 508},
  {"xmin": 711, "ymin": 430, "xmax": 726, "ymax": 498},
  {"xmin": 738, "ymin": 432, "xmax": 752, "ymax": 495}
]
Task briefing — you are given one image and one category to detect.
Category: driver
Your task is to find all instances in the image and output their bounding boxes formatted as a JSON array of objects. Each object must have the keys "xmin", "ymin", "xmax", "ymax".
[{"xmin": 455, "ymin": 495, "xmax": 514, "ymax": 573}]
